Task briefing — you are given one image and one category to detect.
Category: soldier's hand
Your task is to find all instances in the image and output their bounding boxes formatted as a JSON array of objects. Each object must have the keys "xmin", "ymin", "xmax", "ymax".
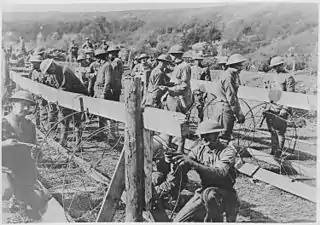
[
  {"xmin": 171, "ymin": 154, "xmax": 194, "ymax": 167},
  {"xmin": 237, "ymin": 114, "xmax": 245, "ymax": 124}
]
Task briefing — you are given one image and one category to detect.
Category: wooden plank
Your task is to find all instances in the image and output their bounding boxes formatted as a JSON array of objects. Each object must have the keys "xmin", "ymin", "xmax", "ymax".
[
  {"xmin": 190, "ymin": 79, "xmax": 317, "ymax": 110},
  {"xmin": 253, "ymin": 167, "xmax": 317, "ymax": 203},
  {"xmin": 96, "ymin": 149, "xmax": 125, "ymax": 222},
  {"xmin": 11, "ymin": 72, "xmax": 185, "ymax": 136},
  {"xmin": 144, "ymin": 129, "xmax": 153, "ymax": 211},
  {"xmin": 124, "ymin": 78, "xmax": 144, "ymax": 221},
  {"xmin": 237, "ymin": 163, "xmax": 260, "ymax": 177},
  {"xmin": 143, "ymin": 107, "xmax": 187, "ymax": 137}
]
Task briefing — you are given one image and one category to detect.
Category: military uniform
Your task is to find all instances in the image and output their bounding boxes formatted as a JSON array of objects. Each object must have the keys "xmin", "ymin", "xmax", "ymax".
[
  {"xmin": 213, "ymin": 68, "xmax": 242, "ymax": 141},
  {"xmin": 111, "ymin": 57, "xmax": 124, "ymax": 101},
  {"xmin": 87, "ymin": 60, "xmax": 100, "ymax": 97},
  {"xmin": 173, "ymin": 141, "xmax": 240, "ymax": 222},
  {"xmin": 82, "ymin": 41, "xmax": 93, "ymax": 50},
  {"xmin": 69, "ymin": 43, "xmax": 78, "ymax": 62},
  {"xmin": 263, "ymin": 73, "xmax": 296, "ymax": 156},
  {"xmin": 132, "ymin": 63, "xmax": 152, "ymax": 90},
  {"xmin": 191, "ymin": 64, "xmax": 211, "ymax": 122},
  {"xmin": 145, "ymin": 65, "xmax": 171, "ymax": 108},
  {"xmin": 94, "ymin": 60, "xmax": 115, "ymax": 129}
]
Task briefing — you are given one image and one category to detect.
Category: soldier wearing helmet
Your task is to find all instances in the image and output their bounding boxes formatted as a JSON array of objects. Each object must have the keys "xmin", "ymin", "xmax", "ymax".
[
  {"xmin": 131, "ymin": 53, "xmax": 153, "ymax": 96},
  {"xmin": 68, "ymin": 40, "xmax": 79, "ymax": 62},
  {"xmin": 144, "ymin": 54, "xmax": 172, "ymax": 108},
  {"xmin": 75, "ymin": 53, "xmax": 89, "ymax": 85},
  {"xmin": 163, "ymin": 120, "xmax": 240, "ymax": 222},
  {"xmin": 40, "ymin": 59, "xmax": 88, "ymax": 152},
  {"xmin": 108, "ymin": 45, "xmax": 123, "ymax": 102},
  {"xmin": 93, "ymin": 48, "xmax": 117, "ymax": 139},
  {"xmin": 100, "ymin": 39, "xmax": 109, "ymax": 51},
  {"xmin": 2, "ymin": 90, "xmax": 50, "ymax": 219},
  {"xmin": 82, "ymin": 37, "xmax": 93, "ymax": 50},
  {"xmin": 213, "ymin": 53, "xmax": 246, "ymax": 142},
  {"xmin": 217, "ymin": 56, "xmax": 228, "ymax": 70},
  {"xmin": 160, "ymin": 44, "xmax": 193, "ymax": 153},
  {"xmin": 262, "ymin": 56, "xmax": 296, "ymax": 157}
]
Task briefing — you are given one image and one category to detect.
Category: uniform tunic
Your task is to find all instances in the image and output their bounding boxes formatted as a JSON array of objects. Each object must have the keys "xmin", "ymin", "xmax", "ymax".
[
  {"xmin": 94, "ymin": 61, "xmax": 114, "ymax": 99},
  {"xmin": 191, "ymin": 65, "xmax": 211, "ymax": 81},
  {"xmin": 112, "ymin": 57, "xmax": 124, "ymax": 101},
  {"xmin": 145, "ymin": 65, "xmax": 171, "ymax": 108},
  {"xmin": 166, "ymin": 60, "xmax": 193, "ymax": 114},
  {"xmin": 173, "ymin": 141, "xmax": 239, "ymax": 222}
]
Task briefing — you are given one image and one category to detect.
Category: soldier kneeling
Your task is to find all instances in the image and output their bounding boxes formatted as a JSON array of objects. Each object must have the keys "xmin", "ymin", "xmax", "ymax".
[{"xmin": 165, "ymin": 120, "xmax": 240, "ymax": 222}]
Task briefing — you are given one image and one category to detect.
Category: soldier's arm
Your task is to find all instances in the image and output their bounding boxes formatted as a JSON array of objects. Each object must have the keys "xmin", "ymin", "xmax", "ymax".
[
  {"xmin": 168, "ymin": 66, "xmax": 190, "ymax": 94},
  {"xmin": 192, "ymin": 146, "xmax": 236, "ymax": 178},
  {"xmin": 224, "ymin": 77, "xmax": 241, "ymax": 116}
]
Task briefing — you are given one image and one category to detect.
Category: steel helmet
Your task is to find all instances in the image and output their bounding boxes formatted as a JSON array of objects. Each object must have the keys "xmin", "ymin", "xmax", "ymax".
[
  {"xmin": 270, "ymin": 56, "xmax": 285, "ymax": 67},
  {"xmin": 29, "ymin": 55, "xmax": 43, "ymax": 63},
  {"xmin": 193, "ymin": 54, "xmax": 204, "ymax": 60},
  {"xmin": 139, "ymin": 53, "xmax": 149, "ymax": 60},
  {"xmin": 182, "ymin": 52, "xmax": 191, "ymax": 59},
  {"xmin": 217, "ymin": 56, "xmax": 228, "ymax": 64},
  {"xmin": 77, "ymin": 54, "xmax": 86, "ymax": 61},
  {"xmin": 9, "ymin": 90, "xmax": 36, "ymax": 105},
  {"xmin": 107, "ymin": 45, "xmax": 120, "ymax": 53},
  {"xmin": 34, "ymin": 46, "xmax": 46, "ymax": 55},
  {"xmin": 226, "ymin": 54, "xmax": 247, "ymax": 66},
  {"xmin": 157, "ymin": 54, "xmax": 172, "ymax": 63},
  {"xmin": 94, "ymin": 49, "xmax": 108, "ymax": 58},
  {"xmin": 85, "ymin": 37, "xmax": 89, "ymax": 40},
  {"xmin": 84, "ymin": 48, "xmax": 94, "ymax": 54},
  {"xmin": 40, "ymin": 58, "xmax": 54, "ymax": 74},
  {"xmin": 195, "ymin": 120, "xmax": 226, "ymax": 135},
  {"xmin": 168, "ymin": 45, "xmax": 184, "ymax": 54}
]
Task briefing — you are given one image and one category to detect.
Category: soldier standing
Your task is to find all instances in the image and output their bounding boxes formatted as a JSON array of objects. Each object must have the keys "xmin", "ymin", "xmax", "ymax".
[
  {"xmin": 191, "ymin": 54, "xmax": 211, "ymax": 122},
  {"xmin": 40, "ymin": 59, "xmax": 88, "ymax": 152},
  {"xmin": 213, "ymin": 54, "xmax": 246, "ymax": 142},
  {"xmin": 263, "ymin": 56, "xmax": 296, "ymax": 157},
  {"xmin": 166, "ymin": 120, "xmax": 240, "ymax": 222},
  {"xmin": 132, "ymin": 53, "xmax": 152, "ymax": 89},
  {"xmin": 93, "ymin": 49, "xmax": 116, "ymax": 138},
  {"xmin": 82, "ymin": 37, "xmax": 93, "ymax": 50},
  {"xmin": 160, "ymin": 45, "xmax": 193, "ymax": 154},
  {"xmin": 74, "ymin": 54, "xmax": 89, "ymax": 85},
  {"xmin": 144, "ymin": 54, "xmax": 172, "ymax": 108},
  {"xmin": 68, "ymin": 40, "xmax": 78, "ymax": 62},
  {"xmin": 108, "ymin": 45, "xmax": 123, "ymax": 102},
  {"xmin": 100, "ymin": 39, "xmax": 109, "ymax": 51}
]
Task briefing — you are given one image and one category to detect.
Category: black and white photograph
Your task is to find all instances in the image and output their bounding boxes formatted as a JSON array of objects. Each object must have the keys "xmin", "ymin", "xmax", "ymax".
[{"xmin": 1, "ymin": 1, "xmax": 318, "ymax": 223}]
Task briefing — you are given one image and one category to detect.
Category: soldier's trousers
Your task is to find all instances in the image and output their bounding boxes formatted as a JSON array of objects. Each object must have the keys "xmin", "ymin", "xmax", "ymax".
[
  {"xmin": 264, "ymin": 110, "xmax": 287, "ymax": 156},
  {"xmin": 173, "ymin": 187, "xmax": 240, "ymax": 222},
  {"xmin": 212, "ymin": 102, "xmax": 236, "ymax": 142}
]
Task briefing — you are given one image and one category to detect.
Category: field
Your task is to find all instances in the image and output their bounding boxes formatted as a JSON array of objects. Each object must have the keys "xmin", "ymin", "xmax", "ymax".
[{"xmin": 3, "ymin": 66, "xmax": 317, "ymax": 223}]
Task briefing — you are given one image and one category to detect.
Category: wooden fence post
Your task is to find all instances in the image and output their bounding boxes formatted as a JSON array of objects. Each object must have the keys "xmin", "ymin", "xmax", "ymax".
[{"xmin": 124, "ymin": 77, "xmax": 144, "ymax": 222}]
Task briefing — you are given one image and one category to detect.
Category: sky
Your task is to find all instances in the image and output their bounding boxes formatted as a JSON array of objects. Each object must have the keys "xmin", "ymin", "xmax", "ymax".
[{"xmin": 2, "ymin": 1, "xmax": 225, "ymax": 12}]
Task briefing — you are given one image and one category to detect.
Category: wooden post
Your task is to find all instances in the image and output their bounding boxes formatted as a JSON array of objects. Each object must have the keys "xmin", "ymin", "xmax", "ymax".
[{"xmin": 124, "ymin": 77, "xmax": 144, "ymax": 222}]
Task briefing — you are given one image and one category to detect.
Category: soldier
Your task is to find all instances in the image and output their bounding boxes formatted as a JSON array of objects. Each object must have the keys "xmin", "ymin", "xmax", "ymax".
[
  {"xmin": 74, "ymin": 54, "xmax": 88, "ymax": 85},
  {"xmin": 263, "ymin": 56, "xmax": 296, "ymax": 157},
  {"xmin": 100, "ymin": 39, "xmax": 109, "ymax": 51},
  {"xmin": 132, "ymin": 53, "xmax": 153, "ymax": 96},
  {"xmin": 166, "ymin": 120, "xmax": 240, "ymax": 222},
  {"xmin": 191, "ymin": 54, "xmax": 211, "ymax": 122},
  {"xmin": 84, "ymin": 48, "xmax": 95, "ymax": 62},
  {"xmin": 160, "ymin": 44, "xmax": 193, "ymax": 154},
  {"xmin": 82, "ymin": 37, "xmax": 93, "ymax": 50},
  {"xmin": 86, "ymin": 50, "xmax": 102, "ymax": 97},
  {"xmin": 144, "ymin": 54, "xmax": 172, "ymax": 108},
  {"xmin": 130, "ymin": 55, "xmax": 139, "ymax": 71},
  {"xmin": 28, "ymin": 55, "xmax": 48, "ymax": 130},
  {"xmin": 213, "ymin": 54, "xmax": 246, "ymax": 142},
  {"xmin": 40, "ymin": 59, "xmax": 88, "ymax": 152},
  {"xmin": 93, "ymin": 49, "xmax": 116, "ymax": 138},
  {"xmin": 217, "ymin": 56, "xmax": 228, "ymax": 71},
  {"xmin": 2, "ymin": 90, "xmax": 49, "ymax": 220},
  {"xmin": 108, "ymin": 45, "xmax": 123, "ymax": 102},
  {"xmin": 68, "ymin": 40, "xmax": 79, "ymax": 62}
]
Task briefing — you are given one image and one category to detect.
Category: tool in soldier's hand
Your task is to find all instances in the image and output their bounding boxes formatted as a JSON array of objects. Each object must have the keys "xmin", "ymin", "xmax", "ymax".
[{"xmin": 268, "ymin": 89, "xmax": 282, "ymax": 103}]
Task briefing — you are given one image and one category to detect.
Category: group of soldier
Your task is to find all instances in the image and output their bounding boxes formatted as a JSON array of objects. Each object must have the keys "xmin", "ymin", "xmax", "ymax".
[{"xmin": 3, "ymin": 35, "xmax": 296, "ymax": 222}]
